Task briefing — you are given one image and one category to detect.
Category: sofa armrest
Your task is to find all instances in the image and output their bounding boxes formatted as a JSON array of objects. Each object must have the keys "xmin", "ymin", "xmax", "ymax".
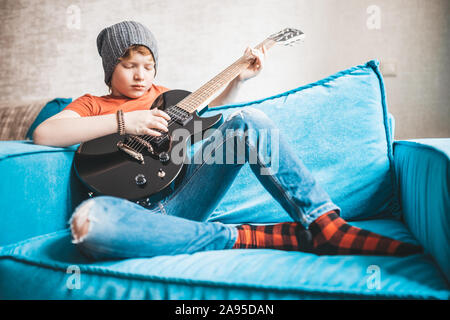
[
  {"xmin": 393, "ymin": 138, "xmax": 450, "ymax": 281},
  {"xmin": 0, "ymin": 141, "xmax": 88, "ymax": 246}
]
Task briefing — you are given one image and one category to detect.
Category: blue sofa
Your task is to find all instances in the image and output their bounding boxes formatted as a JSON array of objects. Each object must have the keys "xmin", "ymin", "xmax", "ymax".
[{"xmin": 0, "ymin": 60, "xmax": 448, "ymax": 299}]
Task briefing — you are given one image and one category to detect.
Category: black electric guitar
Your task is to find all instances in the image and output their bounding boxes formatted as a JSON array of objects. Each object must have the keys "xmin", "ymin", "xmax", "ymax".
[{"xmin": 73, "ymin": 28, "xmax": 305, "ymax": 205}]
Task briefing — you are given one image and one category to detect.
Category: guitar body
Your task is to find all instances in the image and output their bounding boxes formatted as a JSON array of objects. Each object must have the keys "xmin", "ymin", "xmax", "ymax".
[{"xmin": 73, "ymin": 89, "xmax": 222, "ymax": 203}]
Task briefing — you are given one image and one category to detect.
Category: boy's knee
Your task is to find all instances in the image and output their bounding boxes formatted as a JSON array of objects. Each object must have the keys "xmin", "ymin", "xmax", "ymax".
[{"xmin": 70, "ymin": 199, "xmax": 95, "ymax": 244}]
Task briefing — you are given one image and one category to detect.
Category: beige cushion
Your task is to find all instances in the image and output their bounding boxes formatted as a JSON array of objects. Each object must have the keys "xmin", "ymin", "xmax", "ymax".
[{"xmin": 0, "ymin": 100, "xmax": 49, "ymax": 140}]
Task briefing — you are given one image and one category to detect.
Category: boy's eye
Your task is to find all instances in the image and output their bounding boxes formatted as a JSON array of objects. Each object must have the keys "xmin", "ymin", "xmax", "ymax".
[{"xmin": 122, "ymin": 64, "xmax": 153, "ymax": 70}]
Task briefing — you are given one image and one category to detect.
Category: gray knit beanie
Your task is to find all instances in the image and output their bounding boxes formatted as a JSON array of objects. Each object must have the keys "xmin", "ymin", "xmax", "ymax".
[{"xmin": 96, "ymin": 21, "xmax": 158, "ymax": 86}]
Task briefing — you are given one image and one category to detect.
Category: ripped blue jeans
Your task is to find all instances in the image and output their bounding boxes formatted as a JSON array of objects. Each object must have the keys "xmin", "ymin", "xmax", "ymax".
[{"xmin": 70, "ymin": 107, "xmax": 341, "ymax": 260}]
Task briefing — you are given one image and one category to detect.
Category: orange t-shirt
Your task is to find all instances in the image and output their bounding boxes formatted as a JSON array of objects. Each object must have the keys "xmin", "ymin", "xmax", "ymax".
[{"xmin": 64, "ymin": 84, "xmax": 170, "ymax": 117}]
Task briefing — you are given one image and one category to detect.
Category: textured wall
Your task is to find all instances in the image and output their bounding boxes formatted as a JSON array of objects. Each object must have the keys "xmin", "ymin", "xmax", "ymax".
[{"xmin": 0, "ymin": 0, "xmax": 448, "ymax": 139}]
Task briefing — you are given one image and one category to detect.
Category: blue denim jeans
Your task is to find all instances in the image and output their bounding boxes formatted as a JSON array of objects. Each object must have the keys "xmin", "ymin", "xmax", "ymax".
[{"xmin": 70, "ymin": 107, "xmax": 341, "ymax": 260}]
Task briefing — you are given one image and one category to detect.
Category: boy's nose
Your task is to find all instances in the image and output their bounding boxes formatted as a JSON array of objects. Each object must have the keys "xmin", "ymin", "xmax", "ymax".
[{"xmin": 134, "ymin": 68, "xmax": 145, "ymax": 80}]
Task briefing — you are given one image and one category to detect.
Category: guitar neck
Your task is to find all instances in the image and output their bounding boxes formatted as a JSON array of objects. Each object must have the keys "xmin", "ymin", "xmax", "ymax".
[{"xmin": 177, "ymin": 38, "xmax": 277, "ymax": 113}]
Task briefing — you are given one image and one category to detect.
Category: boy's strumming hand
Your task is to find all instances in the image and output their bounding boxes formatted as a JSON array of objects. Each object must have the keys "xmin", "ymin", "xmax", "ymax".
[
  {"xmin": 123, "ymin": 109, "xmax": 171, "ymax": 136},
  {"xmin": 237, "ymin": 45, "xmax": 266, "ymax": 82}
]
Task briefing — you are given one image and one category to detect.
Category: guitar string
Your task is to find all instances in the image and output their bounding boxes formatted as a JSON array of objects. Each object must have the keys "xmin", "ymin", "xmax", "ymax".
[
  {"xmin": 127, "ymin": 62, "xmax": 247, "ymax": 153},
  {"xmin": 129, "ymin": 104, "xmax": 193, "ymax": 152}
]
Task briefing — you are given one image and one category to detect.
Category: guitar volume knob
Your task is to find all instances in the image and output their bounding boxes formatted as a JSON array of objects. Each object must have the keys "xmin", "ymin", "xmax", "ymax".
[
  {"xmin": 159, "ymin": 152, "xmax": 170, "ymax": 163},
  {"xmin": 135, "ymin": 173, "xmax": 147, "ymax": 186}
]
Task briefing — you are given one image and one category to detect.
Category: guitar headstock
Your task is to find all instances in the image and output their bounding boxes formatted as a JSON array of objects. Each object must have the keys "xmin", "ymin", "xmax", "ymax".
[{"xmin": 268, "ymin": 28, "xmax": 305, "ymax": 47}]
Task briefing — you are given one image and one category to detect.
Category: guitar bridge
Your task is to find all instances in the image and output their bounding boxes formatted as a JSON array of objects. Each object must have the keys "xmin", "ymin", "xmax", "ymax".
[
  {"xmin": 117, "ymin": 141, "xmax": 145, "ymax": 164},
  {"xmin": 128, "ymin": 135, "xmax": 155, "ymax": 154}
]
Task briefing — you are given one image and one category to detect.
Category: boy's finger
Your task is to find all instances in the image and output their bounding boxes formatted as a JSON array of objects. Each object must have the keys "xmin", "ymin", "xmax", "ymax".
[
  {"xmin": 150, "ymin": 121, "xmax": 168, "ymax": 132},
  {"xmin": 145, "ymin": 128, "xmax": 162, "ymax": 136},
  {"xmin": 152, "ymin": 109, "xmax": 171, "ymax": 120},
  {"xmin": 154, "ymin": 116, "xmax": 168, "ymax": 127}
]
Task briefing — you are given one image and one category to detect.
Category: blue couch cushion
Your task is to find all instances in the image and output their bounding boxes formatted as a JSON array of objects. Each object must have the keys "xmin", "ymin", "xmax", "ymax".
[
  {"xmin": 0, "ymin": 218, "xmax": 448, "ymax": 299},
  {"xmin": 198, "ymin": 60, "xmax": 401, "ymax": 223},
  {"xmin": 25, "ymin": 98, "xmax": 72, "ymax": 140}
]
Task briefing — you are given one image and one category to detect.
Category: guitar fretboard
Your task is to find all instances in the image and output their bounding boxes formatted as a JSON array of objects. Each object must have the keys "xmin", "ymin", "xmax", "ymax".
[{"xmin": 177, "ymin": 38, "xmax": 276, "ymax": 114}]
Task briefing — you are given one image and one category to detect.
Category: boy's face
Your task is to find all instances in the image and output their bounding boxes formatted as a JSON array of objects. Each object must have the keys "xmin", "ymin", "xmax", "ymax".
[{"xmin": 110, "ymin": 52, "xmax": 156, "ymax": 99}]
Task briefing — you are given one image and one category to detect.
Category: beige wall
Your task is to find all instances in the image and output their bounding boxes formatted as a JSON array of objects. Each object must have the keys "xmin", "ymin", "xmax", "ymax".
[{"xmin": 0, "ymin": 0, "xmax": 448, "ymax": 139}]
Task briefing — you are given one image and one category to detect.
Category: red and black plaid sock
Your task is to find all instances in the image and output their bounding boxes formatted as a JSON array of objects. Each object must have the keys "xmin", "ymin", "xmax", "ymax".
[
  {"xmin": 308, "ymin": 210, "xmax": 424, "ymax": 256},
  {"xmin": 232, "ymin": 222, "xmax": 312, "ymax": 251}
]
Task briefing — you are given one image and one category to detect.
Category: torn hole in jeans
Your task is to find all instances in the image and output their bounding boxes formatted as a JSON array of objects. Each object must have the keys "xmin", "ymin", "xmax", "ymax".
[{"xmin": 69, "ymin": 200, "xmax": 95, "ymax": 244}]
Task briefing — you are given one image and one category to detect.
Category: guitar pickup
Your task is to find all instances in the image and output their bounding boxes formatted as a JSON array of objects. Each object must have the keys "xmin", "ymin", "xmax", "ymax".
[
  {"xmin": 153, "ymin": 132, "xmax": 170, "ymax": 147},
  {"xmin": 174, "ymin": 113, "xmax": 193, "ymax": 126},
  {"xmin": 168, "ymin": 106, "xmax": 193, "ymax": 126}
]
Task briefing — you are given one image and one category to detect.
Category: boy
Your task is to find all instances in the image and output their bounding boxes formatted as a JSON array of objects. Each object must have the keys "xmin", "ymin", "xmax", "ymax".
[{"xmin": 34, "ymin": 21, "xmax": 423, "ymax": 260}]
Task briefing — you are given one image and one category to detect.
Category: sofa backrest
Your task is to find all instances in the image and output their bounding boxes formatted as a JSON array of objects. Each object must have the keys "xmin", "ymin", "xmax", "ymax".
[{"xmin": 0, "ymin": 99, "xmax": 48, "ymax": 141}]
